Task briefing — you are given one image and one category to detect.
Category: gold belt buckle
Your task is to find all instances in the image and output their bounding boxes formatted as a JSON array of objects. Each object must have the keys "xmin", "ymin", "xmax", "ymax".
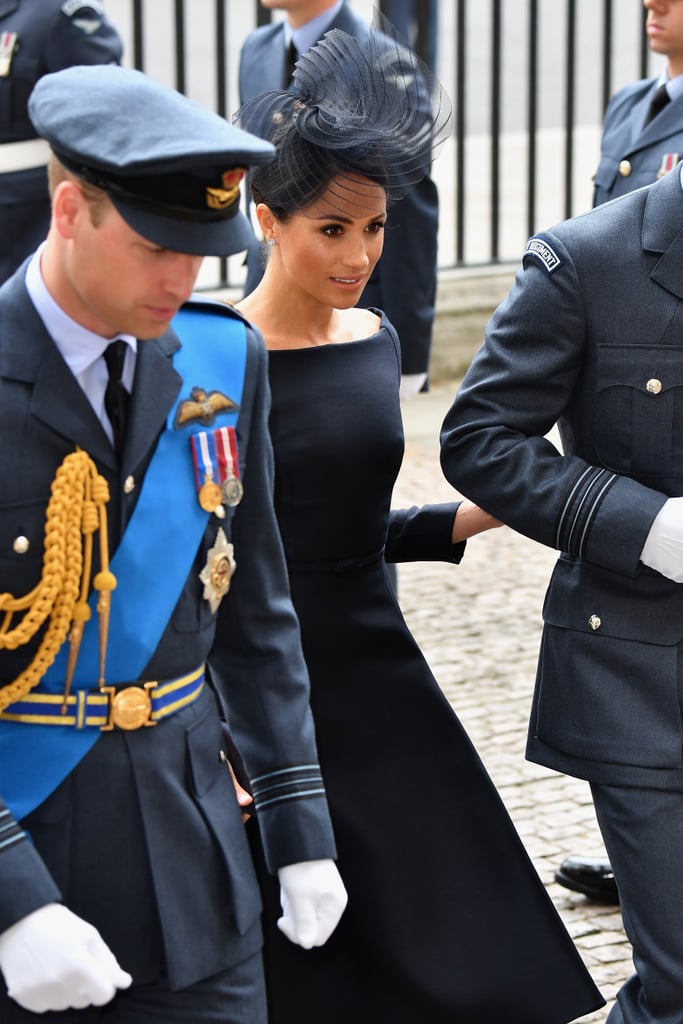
[{"xmin": 100, "ymin": 682, "xmax": 158, "ymax": 731}]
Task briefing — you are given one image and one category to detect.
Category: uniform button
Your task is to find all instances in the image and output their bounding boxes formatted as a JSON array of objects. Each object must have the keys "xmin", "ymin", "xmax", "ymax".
[
  {"xmin": 12, "ymin": 535, "xmax": 29, "ymax": 554},
  {"xmin": 618, "ymin": 159, "xmax": 632, "ymax": 177},
  {"xmin": 123, "ymin": 475, "xmax": 136, "ymax": 494},
  {"xmin": 589, "ymin": 615, "xmax": 601, "ymax": 631},
  {"xmin": 646, "ymin": 378, "xmax": 662, "ymax": 394}
]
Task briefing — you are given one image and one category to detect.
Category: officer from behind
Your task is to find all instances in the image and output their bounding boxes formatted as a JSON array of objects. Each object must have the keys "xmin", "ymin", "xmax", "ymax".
[
  {"xmin": 0, "ymin": 0, "xmax": 123, "ymax": 285},
  {"xmin": 0, "ymin": 64, "xmax": 346, "ymax": 1022},
  {"xmin": 593, "ymin": 0, "xmax": 683, "ymax": 207}
]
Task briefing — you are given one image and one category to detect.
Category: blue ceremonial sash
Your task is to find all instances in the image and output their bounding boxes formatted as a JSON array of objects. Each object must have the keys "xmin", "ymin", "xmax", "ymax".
[{"xmin": 0, "ymin": 302, "xmax": 247, "ymax": 821}]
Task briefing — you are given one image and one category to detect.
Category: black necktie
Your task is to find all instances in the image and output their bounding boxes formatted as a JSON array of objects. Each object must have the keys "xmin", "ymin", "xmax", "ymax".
[
  {"xmin": 644, "ymin": 83, "xmax": 671, "ymax": 127},
  {"xmin": 284, "ymin": 40, "xmax": 298, "ymax": 87},
  {"xmin": 103, "ymin": 339, "xmax": 130, "ymax": 457}
]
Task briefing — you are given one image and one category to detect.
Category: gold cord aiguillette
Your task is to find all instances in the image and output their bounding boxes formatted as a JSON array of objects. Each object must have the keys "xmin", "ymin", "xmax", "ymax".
[{"xmin": 0, "ymin": 449, "xmax": 116, "ymax": 713}]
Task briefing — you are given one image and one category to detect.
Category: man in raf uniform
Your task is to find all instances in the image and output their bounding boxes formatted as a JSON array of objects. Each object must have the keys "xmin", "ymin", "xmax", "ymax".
[
  {"xmin": 0, "ymin": 0, "xmax": 123, "ymax": 284},
  {"xmin": 441, "ymin": 145, "xmax": 683, "ymax": 1024},
  {"xmin": 0, "ymin": 64, "xmax": 346, "ymax": 1022},
  {"xmin": 556, "ymin": 0, "xmax": 683, "ymax": 905},
  {"xmin": 593, "ymin": 0, "xmax": 683, "ymax": 207}
]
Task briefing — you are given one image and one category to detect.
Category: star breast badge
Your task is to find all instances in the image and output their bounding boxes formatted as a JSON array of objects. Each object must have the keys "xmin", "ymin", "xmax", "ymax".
[{"xmin": 199, "ymin": 528, "xmax": 236, "ymax": 613}]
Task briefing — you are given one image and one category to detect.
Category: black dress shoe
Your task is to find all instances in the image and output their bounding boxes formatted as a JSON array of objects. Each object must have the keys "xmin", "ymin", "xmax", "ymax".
[{"xmin": 554, "ymin": 856, "xmax": 620, "ymax": 904}]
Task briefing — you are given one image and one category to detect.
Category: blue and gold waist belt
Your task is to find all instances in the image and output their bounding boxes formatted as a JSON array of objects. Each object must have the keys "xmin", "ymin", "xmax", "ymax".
[{"xmin": 0, "ymin": 665, "xmax": 204, "ymax": 731}]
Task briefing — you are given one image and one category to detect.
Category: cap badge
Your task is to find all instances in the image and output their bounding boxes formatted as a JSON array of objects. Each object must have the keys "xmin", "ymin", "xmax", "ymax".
[
  {"xmin": 205, "ymin": 168, "xmax": 246, "ymax": 210},
  {"xmin": 175, "ymin": 386, "xmax": 239, "ymax": 428}
]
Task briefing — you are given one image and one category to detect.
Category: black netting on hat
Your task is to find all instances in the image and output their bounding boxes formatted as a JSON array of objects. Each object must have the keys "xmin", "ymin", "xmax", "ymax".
[{"xmin": 234, "ymin": 13, "xmax": 452, "ymax": 214}]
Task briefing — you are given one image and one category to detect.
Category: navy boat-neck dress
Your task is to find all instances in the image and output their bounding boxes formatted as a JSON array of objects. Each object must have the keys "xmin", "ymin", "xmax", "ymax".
[{"xmin": 252, "ymin": 314, "xmax": 603, "ymax": 1023}]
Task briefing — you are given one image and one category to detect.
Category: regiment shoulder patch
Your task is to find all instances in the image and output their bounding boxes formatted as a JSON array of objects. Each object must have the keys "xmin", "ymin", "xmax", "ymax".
[
  {"xmin": 523, "ymin": 236, "xmax": 563, "ymax": 274},
  {"xmin": 61, "ymin": 0, "xmax": 105, "ymax": 21}
]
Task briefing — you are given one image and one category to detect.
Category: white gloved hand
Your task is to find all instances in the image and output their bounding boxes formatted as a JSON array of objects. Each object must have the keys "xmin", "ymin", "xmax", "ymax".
[
  {"xmin": 0, "ymin": 903, "xmax": 132, "ymax": 1013},
  {"xmin": 640, "ymin": 497, "xmax": 683, "ymax": 582},
  {"xmin": 276, "ymin": 859, "xmax": 348, "ymax": 949}
]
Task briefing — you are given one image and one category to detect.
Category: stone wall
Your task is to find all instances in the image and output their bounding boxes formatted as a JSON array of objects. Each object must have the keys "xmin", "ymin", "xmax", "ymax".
[{"xmin": 431, "ymin": 265, "xmax": 516, "ymax": 382}]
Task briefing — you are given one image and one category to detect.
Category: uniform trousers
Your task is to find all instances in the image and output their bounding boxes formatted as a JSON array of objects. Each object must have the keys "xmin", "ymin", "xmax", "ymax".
[
  {"xmin": 591, "ymin": 781, "xmax": 683, "ymax": 1024},
  {"xmin": 0, "ymin": 949, "xmax": 267, "ymax": 1024}
]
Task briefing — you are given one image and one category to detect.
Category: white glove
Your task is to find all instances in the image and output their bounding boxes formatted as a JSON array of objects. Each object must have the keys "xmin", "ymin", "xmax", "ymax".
[
  {"xmin": 640, "ymin": 497, "xmax": 683, "ymax": 582},
  {"xmin": 0, "ymin": 903, "xmax": 132, "ymax": 1013},
  {"xmin": 276, "ymin": 859, "xmax": 348, "ymax": 949}
]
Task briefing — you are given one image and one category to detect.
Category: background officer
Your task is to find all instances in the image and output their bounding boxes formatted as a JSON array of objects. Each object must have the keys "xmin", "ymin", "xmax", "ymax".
[
  {"xmin": 378, "ymin": 0, "xmax": 438, "ymax": 72},
  {"xmin": 592, "ymin": 0, "xmax": 683, "ymax": 206},
  {"xmin": 0, "ymin": 64, "xmax": 346, "ymax": 1022},
  {"xmin": 0, "ymin": 0, "xmax": 123, "ymax": 285},
  {"xmin": 239, "ymin": 0, "xmax": 441, "ymax": 398}
]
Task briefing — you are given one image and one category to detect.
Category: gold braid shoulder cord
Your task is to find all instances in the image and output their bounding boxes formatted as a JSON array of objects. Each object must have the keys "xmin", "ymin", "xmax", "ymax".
[{"xmin": 0, "ymin": 448, "xmax": 116, "ymax": 714}]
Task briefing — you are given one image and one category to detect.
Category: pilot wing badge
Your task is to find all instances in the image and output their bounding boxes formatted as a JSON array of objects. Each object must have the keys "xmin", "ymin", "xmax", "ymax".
[{"xmin": 175, "ymin": 386, "xmax": 240, "ymax": 429}]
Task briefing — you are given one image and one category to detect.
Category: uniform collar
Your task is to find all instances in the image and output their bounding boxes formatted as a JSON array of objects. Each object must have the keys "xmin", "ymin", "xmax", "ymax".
[
  {"xmin": 284, "ymin": 1, "xmax": 344, "ymax": 56},
  {"xmin": 655, "ymin": 70, "xmax": 683, "ymax": 103}
]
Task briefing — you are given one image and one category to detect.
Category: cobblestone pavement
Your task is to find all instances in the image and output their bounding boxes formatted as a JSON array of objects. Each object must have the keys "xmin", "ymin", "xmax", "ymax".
[{"xmin": 393, "ymin": 381, "xmax": 633, "ymax": 1023}]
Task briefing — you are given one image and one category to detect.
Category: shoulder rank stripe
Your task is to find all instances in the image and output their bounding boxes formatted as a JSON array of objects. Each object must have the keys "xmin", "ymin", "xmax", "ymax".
[{"xmin": 554, "ymin": 466, "xmax": 618, "ymax": 557}]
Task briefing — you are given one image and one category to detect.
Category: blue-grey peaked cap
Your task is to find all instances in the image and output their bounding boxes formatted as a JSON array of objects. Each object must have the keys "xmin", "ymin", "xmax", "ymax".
[{"xmin": 28, "ymin": 64, "xmax": 275, "ymax": 256}]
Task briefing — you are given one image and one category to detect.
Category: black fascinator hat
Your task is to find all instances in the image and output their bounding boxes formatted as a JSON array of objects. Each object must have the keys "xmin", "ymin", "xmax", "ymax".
[{"xmin": 234, "ymin": 13, "xmax": 452, "ymax": 215}]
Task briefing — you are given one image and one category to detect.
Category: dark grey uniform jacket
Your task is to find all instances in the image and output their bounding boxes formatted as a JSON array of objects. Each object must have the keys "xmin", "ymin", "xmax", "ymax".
[
  {"xmin": 0, "ymin": 268, "xmax": 335, "ymax": 990},
  {"xmin": 441, "ymin": 166, "xmax": 683, "ymax": 792},
  {"xmin": 593, "ymin": 76, "xmax": 683, "ymax": 206},
  {"xmin": 238, "ymin": 1, "xmax": 440, "ymax": 378}
]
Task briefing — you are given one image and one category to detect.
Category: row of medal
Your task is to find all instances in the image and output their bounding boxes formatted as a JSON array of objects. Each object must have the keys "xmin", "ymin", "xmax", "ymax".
[
  {"xmin": 190, "ymin": 426, "xmax": 243, "ymax": 518},
  {"xmin": 191, "ymin": 427, "xmax": 242, "ymax": 613}
]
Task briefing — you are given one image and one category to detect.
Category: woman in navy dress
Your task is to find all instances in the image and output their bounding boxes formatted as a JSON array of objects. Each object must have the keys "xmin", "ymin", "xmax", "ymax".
[{"xmin": 234, "ymin": 24, "xmax": 604, "ymax": 1024}]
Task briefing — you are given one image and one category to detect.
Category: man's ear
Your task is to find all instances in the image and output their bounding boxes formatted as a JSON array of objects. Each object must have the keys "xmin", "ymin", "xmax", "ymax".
[{"xmin": 52, "ymin": 180, "xmax": 85, "ymax": 240}]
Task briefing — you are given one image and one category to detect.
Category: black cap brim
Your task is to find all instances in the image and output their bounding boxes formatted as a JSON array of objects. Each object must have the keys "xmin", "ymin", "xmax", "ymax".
[{"xmin": 109, "ymin": 192, "xmax": 256, "ymax": 257}]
